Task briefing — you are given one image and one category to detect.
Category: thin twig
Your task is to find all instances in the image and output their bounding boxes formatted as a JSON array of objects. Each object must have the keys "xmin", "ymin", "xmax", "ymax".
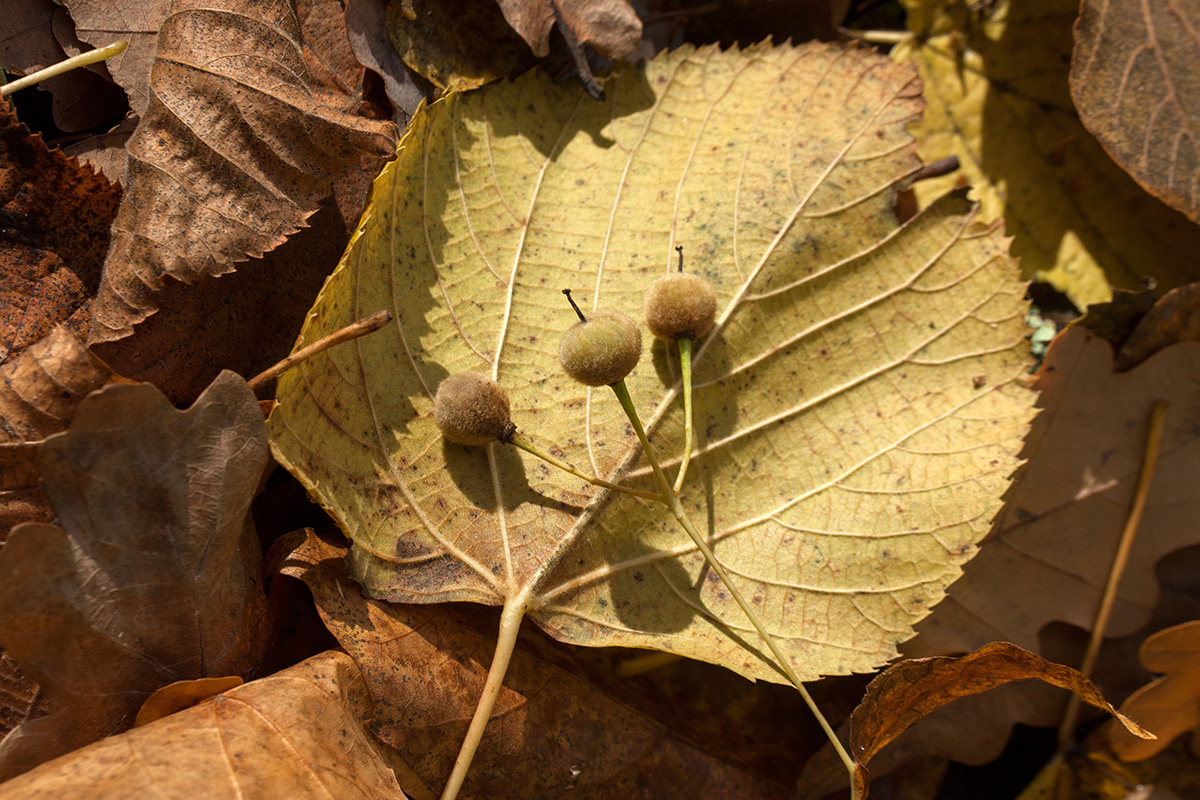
[
  {"xmin": 1, "ymin": 41, "xmax": 128, "ymax": 97},
  {"xmin": 1057, "ymin": 401, "xmax": 1168, "ymax": 752},
  {"xmin": 247, "ymin": 310, "xmax": 391, "ymax": 392}
]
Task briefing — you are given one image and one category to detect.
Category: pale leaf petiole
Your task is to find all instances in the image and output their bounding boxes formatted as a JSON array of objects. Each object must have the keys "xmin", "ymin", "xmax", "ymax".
[{"xmin": 440, "ymin": 595, "xmax": 528, "ymax": 800}]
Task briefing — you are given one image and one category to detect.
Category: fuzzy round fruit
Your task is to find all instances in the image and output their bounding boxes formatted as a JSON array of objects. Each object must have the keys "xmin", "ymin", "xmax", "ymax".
[
  {"xmin": 558, "ymin": 310, "xmax": 643, "ymax": 386},
  {"xmin": 644, "ymin": 273, "xmax": 718, "ymax": 341},
  {"xmin": 433, "ymin": 373, "xmax": 515, "ymax": 445}
]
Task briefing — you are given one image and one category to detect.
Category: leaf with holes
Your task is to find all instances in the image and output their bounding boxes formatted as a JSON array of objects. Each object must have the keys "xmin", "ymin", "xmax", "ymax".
[{"xmin": 267, "ymin": 42, "xmax": 1036, "ymax": 686}]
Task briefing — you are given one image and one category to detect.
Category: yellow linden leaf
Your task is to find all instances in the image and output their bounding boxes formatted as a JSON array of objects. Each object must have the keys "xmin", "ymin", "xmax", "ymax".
[
  {"xmin": 268, "ymin": 42, "xmax": 1036, "ymax": 684},
  {"xmin": 893, "ymin": 0, "xmax": 1200, "ymax": 309}
]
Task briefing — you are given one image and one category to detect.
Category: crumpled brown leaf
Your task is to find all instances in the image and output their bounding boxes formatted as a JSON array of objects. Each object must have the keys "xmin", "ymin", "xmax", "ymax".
[
  {"xmin": 272, "ymin": 530, "xmax": 790, "ymax": 800},
  {"xmin": 0, "ymin": 99, "xmax": 121, "ymax": 363},
  {"xmin": 344, "ymin": 0, "xmax": 429, "ymax": 124},
  {"xmin": 1114, "ymin": 283, "xmax": 1200, "ymax": 372},
  {"xmin": 0, "ymin": 371, "xmax": 269, "ymax": 780},
  {"xmin": 0, "ymin": 651, "xmax": 406, "ymax": 799},
  {"xmin": 495, "ymin": 0, "xmax": 641, "ymax": 60},
  {"xmin": 65, "ymin": 0, "xmax": 169, "ymax": 116},
  {"xmin": 1071, "ymin": 0, "xmax": 1200, "ymax": 223},
  {"xmin": 88, "ymin": 0, "xmax": 398, "ymax": 344},
  {"xmin": 0, "ymin": 2, "xmax": 128, "ymax": 133}
]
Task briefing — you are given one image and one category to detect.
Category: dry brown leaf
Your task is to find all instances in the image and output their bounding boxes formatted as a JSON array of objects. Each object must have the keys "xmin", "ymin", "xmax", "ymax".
[
  {"xmin": 0, "ymin": 99, "xmax": 121, "ymax": 362},
  {"xmin": 1110, "ymin": 620, "xmax": 1200, "ymax": 761},
  {"xmin": 0, "ymin": 327, "xmax": 118, "ymax": 542},
  {"xmin": 90, "ymin": 181, "xmax": 376, "ymax": 404},
  {"xmin": 0, "ymin": 2, "xmax": 129, "ymax": 133},
  {"xmin": 344, "ymin": 0, "xmax": 428, "ymax": 124},
  {"xmin": 0, "ymin": 651, "xmax": 406, "ymax": 799},
  {"xmin": 849, "ymin": 642, "xmax": 1151, "ymax": 795},
  {"xmin": 876, "ymin": 326, "xmax": 1200, "ymax": 767},
  {"xmin": 133, "ymin": 676, "xmax": 245, "ymax": 727},
  {"xmin": 65, "ymin": 0, "xmax": 169, "ymax": 116},
  {"xmin": 273, "ymin": 529, "xmax": 790, "ymax": 800},
  {"xmin": 0, "ymin": 371, "xmax": 269, "ymax": 780},
  {"xmin": 297, "ymin": 0, "xmax": 373, "ymax": 112},
  {"xmin": 1071, "ymin": 0, "xmax": 1200, "ymax": 223},
  {"xmin": 88, "ymin": 0, "xmax": 398, "ymax": 344},
  {"xmin": 1114, "ymin": 283, "xmax": 1200, "ymax": 372},
  {"xmin": 495, "ymin": 0, "xmax": 641, "ymax": 59},
  {"xmin": 385, "ymin": 0, "xmax": 533, "ymax": 92},
  {"xmin": 61, "ymin": 114, "xmax": 138, "ymax": 185},
  {"xmin": 0, "ymin": 658, "xmax": 44, "ymax": 761}
]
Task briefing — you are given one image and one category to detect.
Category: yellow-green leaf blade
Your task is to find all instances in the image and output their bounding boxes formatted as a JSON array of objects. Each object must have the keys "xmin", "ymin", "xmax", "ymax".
[{"xmin": 268, "ymin": 42, "xmax": 1037, "ymax": 684}]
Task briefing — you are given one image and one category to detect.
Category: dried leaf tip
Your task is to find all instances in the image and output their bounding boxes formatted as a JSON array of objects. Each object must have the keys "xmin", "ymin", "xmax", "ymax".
[
  {"xmin": 645, "ymin": 248, "xmax": 717, "ymax": 341},
  {"xmin": 433, "ymin": 373, "xmax": 515, "ymax": 445},
  {"xmin": 558, "ymin": 290, "xmax": 642, "ymax": 386}
]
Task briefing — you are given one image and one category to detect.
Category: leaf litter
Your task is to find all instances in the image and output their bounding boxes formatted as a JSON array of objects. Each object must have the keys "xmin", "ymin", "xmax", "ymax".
[{"xmin": 0, "ymin": 371, "xmax": 269, "ymax": 779}]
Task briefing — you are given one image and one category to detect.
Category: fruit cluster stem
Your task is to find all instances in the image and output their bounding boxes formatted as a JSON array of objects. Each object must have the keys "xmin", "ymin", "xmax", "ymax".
[
  {"xmin": 608, "ymin": 380, "xmax": 857, "ymax": 781},
  {"xmin": 507, "ymin": 434, "xmax": 660, "ymax": 500},
  {"xmin": 673, "ymin": 337, "xmax": 696, "ymax": 492}
]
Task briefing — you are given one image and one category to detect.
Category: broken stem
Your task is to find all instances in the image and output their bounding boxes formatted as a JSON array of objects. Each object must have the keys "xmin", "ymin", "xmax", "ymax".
[
  {"xmin": 1, "ymin": 40, "xmax": 128, "ymax": 97},
  {"xmin": 1056, "ymin": 400, "xmax": 1168, "ymax": 753},
  {"xmin": 507, "ymin": 434, "xmax": 661, "ymax": 501},
  {"xmin": 609, "ymin": 379, "xmax": 857, "ymax": 782},
  {"xmin": 441, "ymin": 595, "xmax": 527, "ymax": 800},
  {"xmin": 673, "ymin": 337, "xmax": 696, "ymax": 492},
  {"xmin": 247, "ymin": 310, "xmax": 391, "ymax": 392}
]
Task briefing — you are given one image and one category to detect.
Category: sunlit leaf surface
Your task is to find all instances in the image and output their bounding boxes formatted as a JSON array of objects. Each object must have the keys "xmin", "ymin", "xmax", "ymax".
[{"xmin": 268, "ymin": 42, "xmax": 1036, "ymax": 683}]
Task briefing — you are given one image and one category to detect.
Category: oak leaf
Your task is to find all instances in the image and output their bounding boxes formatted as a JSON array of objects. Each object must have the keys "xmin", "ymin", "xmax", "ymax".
[
  {"xmin": 893, "ymin": 0, "xmax": 1200, "ymax": 309},
  {"xmin": 0, "ymin": 371, "xmax": 269, "ymax": 779},
  {"xmin": 1071, "ymin": 0, "xmax": 1200, "ymax": 223},
  {"xmin": 0, "ymin": 651, "xmax": 406, "ymax": 799},
  {"xmin": 1110, "ymin": 620, "xmax": 1200, "ymax": 761},
  {"xmin": 269, "ymin": 43, "xmax": 1036, "ymax": 685},
  {"xmin": 869, "ymin": 327, "xmax": 1200, "ymax": 770},
  {"xmin": 273, "ymin": 529, "xmax": 790, "ymax": 799},
  {"xmin": 88, "ymin": 0, "xmax": 398, "ymax": 343}
]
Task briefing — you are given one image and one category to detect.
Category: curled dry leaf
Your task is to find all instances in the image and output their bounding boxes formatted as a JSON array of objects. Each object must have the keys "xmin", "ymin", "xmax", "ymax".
[
  {"xmin": 0, "ymin": 651, "xmax": 406, "ymax": 800},
  {"xmin": 892, "ymin": 0, "xmax": 1200, "ymax": 309},
  {"xmin": 849, "ymin": 641, "xmax": 1152, "ymax": 794},
  {"xmin": 1110, "ymin": 620, "xmax": 1200, "ymax": 761},
  {"xmin": 0, "ymin": 99, "xmax": 121, "ymax": 362},
  {"xmin": 89, "ymin": 0, "xmax": 398, "ymax": 344},
  {"xmin": 62, "ymin": 0, "xmax": 169, "ymax": 116},
  {"xmin": 386, "ymin": 0, "xmax": 533, "ymax": 92},
  {"xmin": 268, "ymin": 42, "xmax": 1036, "ymax": 687},
  {"xmin": 1114, "ymin": 283, "xmax": 1200, "ymax": 372},
  {"xmin": 133, "ymin": 676, "xmax": 245, "ymax": 727},
  {"xmin": 496, "ymin": 0, "xmax": 642, "ymax": 60},
  {"xmin": 344, "ymin": 0, "xmax": 429, "ymax": 124},
  {"xmin": 1071, "ymin": 0, "xmax": 1200, "ymax": 223},
  {"xmin": 273, "ymin": 529, "xmax": 789, "ymax": 800},
  {"xmin": 0, "ymin": 2, "xmax": 129, "ymax": 133},
  {"xmin": 0, "ymin": 372, "xmax": 269, "ymax": 780}
]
